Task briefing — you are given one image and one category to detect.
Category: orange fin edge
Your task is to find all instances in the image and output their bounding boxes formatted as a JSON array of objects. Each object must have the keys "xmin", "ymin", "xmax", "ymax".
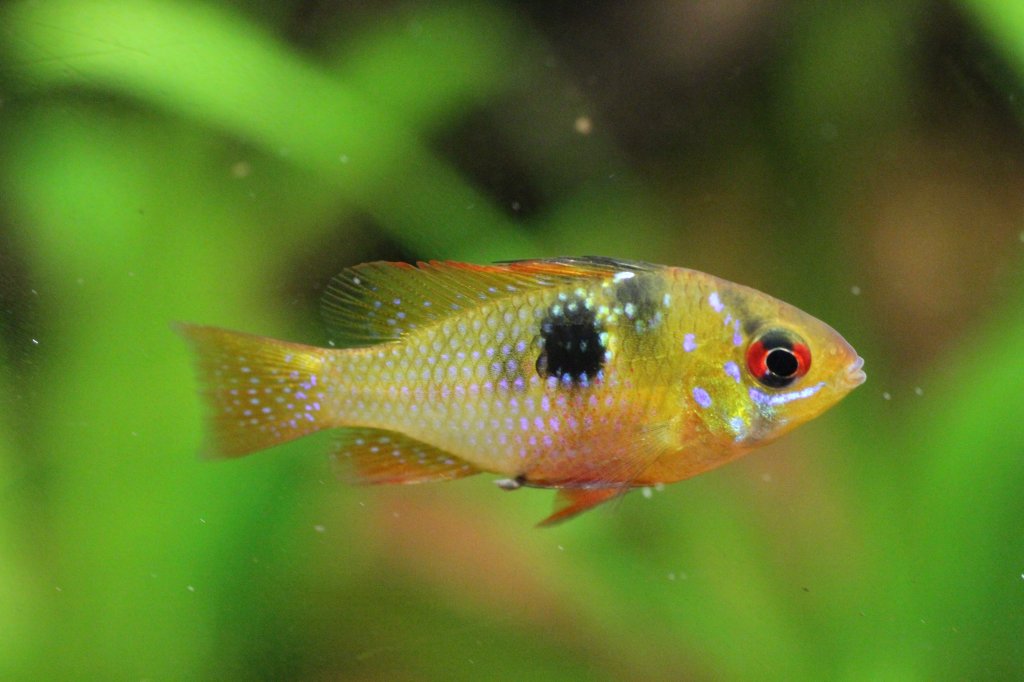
[{"xmin": 538, "ymin": 487, "xmax": 626, "ymax": 527}]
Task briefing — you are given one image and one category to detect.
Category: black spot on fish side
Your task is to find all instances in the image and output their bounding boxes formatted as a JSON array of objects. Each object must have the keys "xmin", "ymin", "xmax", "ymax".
[{"xmin": 536, "ymin": 298, "xmax": 605, "ymax": 384}]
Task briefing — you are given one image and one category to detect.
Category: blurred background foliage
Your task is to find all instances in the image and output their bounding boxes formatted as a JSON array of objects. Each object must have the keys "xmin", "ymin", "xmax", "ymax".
[{"xmin": 0, "ymin": 0, "xmax": 1023, "ymax": 679}]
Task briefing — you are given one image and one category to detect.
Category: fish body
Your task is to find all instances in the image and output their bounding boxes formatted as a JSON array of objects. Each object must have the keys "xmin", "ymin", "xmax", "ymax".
[{"xmin": 179, "ymin": 258, "xmax": 865, "ymax": 524}]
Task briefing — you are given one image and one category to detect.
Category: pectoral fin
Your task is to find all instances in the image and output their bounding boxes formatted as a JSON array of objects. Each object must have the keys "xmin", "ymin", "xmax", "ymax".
[{"xmin": 538, "ymin": 487, "xmax": 625, "ymax": 527}]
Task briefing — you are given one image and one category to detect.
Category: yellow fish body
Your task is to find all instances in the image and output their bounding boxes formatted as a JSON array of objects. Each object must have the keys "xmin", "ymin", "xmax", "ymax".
[{"xmin": 179, "ymin": 258, "xmax": 865, "ymax": 525}]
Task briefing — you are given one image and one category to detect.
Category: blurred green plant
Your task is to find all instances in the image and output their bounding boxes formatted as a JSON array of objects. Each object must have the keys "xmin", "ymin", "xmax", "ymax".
[{"xmin": 0, "ymin": 1, "xmax": 1021, "ymax": 680}]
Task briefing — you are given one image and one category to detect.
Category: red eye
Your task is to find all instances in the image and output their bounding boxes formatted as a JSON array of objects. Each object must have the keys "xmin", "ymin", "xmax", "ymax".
[{"xmin": 746, "ymin": 330, "xmax": 811, "ymax": 388}]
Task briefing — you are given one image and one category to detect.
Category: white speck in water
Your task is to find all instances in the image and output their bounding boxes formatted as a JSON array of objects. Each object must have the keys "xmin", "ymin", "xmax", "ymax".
[
  {"xmin": 654, "ymin": 482, "xmax": 664, "ymax": 492},
  {"xmin": 882, "ymin": 391, "xmax": 892, "ymax": 400},
  {"xmin": 914, "ymin": 387, "xmax": 924, "ymax": 396},
  {"xmin": 55, "ymin": 586, "xmax": 62, "ymax": 592},
  {"xmin": 339, "ymin": 154, "xmax": 350, "ymax": 164},
  {"xmin": 557, "ymin": 545, "xmax": 564, "ymax": 551},
  {"xmin": 30, "ymin": 338, "xmax": 39, "ymax": 345},
  {"xmin": 187, "ymin": 585, "xmax": 195, "ymax": 593},
  {"xmin": 641, "ymin": 486, "xmax": 652, "ymax": 499},
  {"xmin": 314, "ymin": 525, "xmax": 325, "ymax": 533},
  {"xmin": 1019, "ymin": 231, "xmax": 1024, "ymax": 243},
  {"xmin": 198, "ymin": 517, "xmax": 206, "ymax": 524},
  {"xmin": 511, "ymin": 200, "xmax": 521, "ymax": 212},
  {"xmin": 574, "ymin": 116, "xmax": 593, "ymax": 135},
  {"xmin": 850, "ymin": 285, "xmax": 861, "ymax": 296},
  {"xmin": 762, "ymin": 473, "xmax": 773, "ymax": 483}
]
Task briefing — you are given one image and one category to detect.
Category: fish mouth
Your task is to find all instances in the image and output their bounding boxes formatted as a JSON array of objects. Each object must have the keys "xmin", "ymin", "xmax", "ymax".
[{"xmin": 844, "ymin": 356, "xmax": 867, "ymax": 388}]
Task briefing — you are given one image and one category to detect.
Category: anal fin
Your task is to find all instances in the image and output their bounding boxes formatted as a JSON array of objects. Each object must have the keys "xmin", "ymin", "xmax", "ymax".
[
  {"xmin": 333, "ymin": 428, "xmax": 479, "ymax": 485},
  {"xmin": 538, "ymin": 488, "xmax": 625, "ymax": 527}
]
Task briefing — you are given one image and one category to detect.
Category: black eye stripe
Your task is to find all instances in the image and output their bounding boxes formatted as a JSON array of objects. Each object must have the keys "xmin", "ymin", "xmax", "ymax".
[{"xmin": 758, "ymin": 331, "xmax": 793, "ymax": 352}]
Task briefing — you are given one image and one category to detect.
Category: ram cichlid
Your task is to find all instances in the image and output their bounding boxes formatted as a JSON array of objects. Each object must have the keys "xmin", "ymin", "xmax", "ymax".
[{"xmin": 179, "ymin": 257, "xmax": 864, "ymax": 525}]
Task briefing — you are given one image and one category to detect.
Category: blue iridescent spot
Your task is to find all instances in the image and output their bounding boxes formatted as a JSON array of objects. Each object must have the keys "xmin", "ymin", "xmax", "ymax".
[
  {"xmin": 693, "ymin": 387, "xmax": 712, "ymax": 408},
  {"xmin": 729, "ymin": 416, "xmax": 745, "ymax": 435},
  {"xmin": 749, "ymin": 381, "xmax": 826, "ymax": 406},
  {"xmin": 724, "ymin": 361, "xmax": 741, "ymax": 383}
]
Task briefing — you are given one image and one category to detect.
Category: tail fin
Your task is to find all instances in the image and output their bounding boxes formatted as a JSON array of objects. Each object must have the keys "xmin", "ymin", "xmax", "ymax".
[{"xmin": 176, "ymin": 323, "xmax": 333, "ymax": 458}]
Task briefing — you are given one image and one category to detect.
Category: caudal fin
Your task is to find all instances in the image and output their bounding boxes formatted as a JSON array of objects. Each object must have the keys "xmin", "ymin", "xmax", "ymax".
[{"xmin": 176, "ymin": 323, "xmax": 333, "ymax": 458}]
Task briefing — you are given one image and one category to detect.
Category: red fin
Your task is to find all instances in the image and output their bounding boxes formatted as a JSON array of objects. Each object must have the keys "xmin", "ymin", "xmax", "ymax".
[
  {"xmin": 320, "ymin": 258, "xmax": 652, "ymax": 347},
  {"xmin": 176, "ymin": 323, "xmax": 331, "ymax": 458},
  {"xmin": 333, "ymin": 428, "xmax": 479, "ymax": 484},
  {"xmin": 538, "ymin": 488, "xmax": 625, "ymax": 527}
]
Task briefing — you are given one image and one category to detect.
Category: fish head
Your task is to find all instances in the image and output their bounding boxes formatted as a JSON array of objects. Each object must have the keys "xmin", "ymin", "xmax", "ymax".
[{"xmin": 683, "ymin": 280, "xmax": 865, "ymax": 450}]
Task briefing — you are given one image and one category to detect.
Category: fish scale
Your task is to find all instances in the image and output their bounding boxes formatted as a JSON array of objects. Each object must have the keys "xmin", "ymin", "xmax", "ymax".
[
  {"xmin": 179, "ymin": 257, "xmax": 864, "ymax": 525},
  {"xmin": 327, "ymin": 284, "xmax": 655, "ymax": 481}
]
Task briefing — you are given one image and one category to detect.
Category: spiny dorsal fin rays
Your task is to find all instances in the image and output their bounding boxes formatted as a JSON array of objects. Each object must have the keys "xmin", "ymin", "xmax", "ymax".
[
  {"xmin": 320, "ymin": 258, "xmax": 653, "ymax": 348},
  {"xmin": 507, "ymin": 256, "xmax": 657, "ymax": 273}
]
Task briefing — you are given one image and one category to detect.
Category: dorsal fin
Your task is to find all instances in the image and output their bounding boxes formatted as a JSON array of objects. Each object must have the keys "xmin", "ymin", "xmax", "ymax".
[
  {"xmin": 332, "ymin": 427, "xmax": 480, "ymax": 484},
  {"xmin": 320, "ymin": 258, "xmax": 652, "ymax": 347}
]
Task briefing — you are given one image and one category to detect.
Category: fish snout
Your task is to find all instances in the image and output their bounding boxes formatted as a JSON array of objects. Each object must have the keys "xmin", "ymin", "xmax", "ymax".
[{"xmin": 843, "ymin": 355, "xmax": 867, "ymax": 389}]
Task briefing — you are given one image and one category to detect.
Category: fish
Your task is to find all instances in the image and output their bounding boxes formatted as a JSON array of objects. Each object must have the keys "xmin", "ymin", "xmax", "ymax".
[{"xmin": 178, "ymin": 257, "xmax": 865, "ymax": 525}]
